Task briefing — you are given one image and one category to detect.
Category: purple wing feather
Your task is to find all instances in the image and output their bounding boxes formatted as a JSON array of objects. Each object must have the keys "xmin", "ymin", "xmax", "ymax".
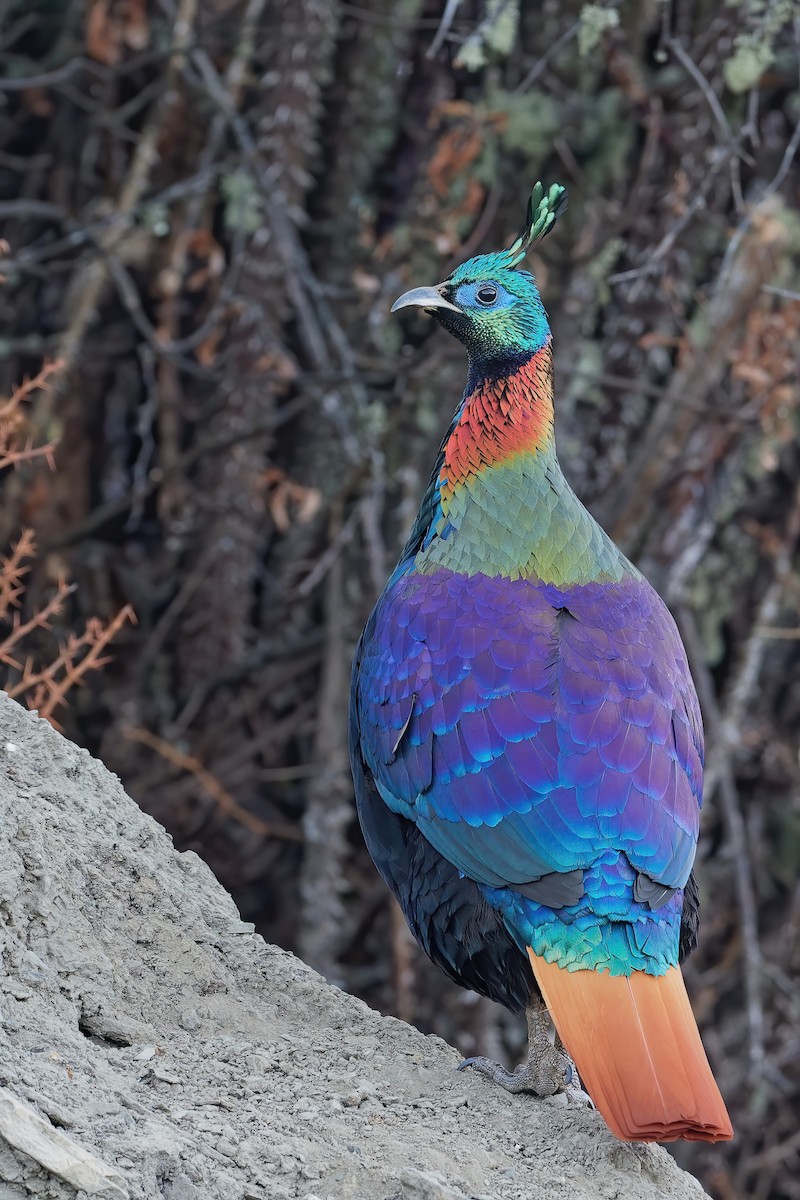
[{"xmin": 356, "ymin": 569, "xmax": 702, "ymax": 894}]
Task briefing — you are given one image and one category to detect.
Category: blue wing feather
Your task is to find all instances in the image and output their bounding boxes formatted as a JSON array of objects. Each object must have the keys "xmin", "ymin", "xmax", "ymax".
[{"xmin": 355, "ymin": 570, "xmax": 702, "ymax": 907}]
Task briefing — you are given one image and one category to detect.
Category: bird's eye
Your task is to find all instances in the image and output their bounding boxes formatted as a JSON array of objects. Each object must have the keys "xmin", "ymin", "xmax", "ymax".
[{"xmin": 475, "ymin": 284, "xmax": 498, "ymax": 307}]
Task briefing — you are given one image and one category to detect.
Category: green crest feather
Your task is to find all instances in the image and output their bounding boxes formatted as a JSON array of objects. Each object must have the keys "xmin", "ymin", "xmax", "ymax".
[{"xmin": 502, "ymin": 182, "xmax": 568, "ymax": 269}]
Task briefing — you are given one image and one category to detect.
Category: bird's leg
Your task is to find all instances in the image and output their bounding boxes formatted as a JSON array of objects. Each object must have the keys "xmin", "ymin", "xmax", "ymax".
[
  {"xmin": 552, "ymin": 1029, "xmax": 588, "ymax": 1101},
  {"xmin": 458, "ymin": 991, "xmax": 576, "ymax": 1097}
]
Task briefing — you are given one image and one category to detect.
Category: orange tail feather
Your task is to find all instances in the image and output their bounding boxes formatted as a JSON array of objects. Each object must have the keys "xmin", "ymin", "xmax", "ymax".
[{"xmin": 528, "ymin": 951, "xmax": 733, "ymax": 1143}]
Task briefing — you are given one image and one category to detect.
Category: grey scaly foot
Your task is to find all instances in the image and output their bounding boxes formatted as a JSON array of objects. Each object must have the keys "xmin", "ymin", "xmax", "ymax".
[
  {"xmin": 457, "ymin": 1052, "xmax": 572, "ymax": 1095},
  {"xmin": 458, "ymin": 992, "xmax": 575, "ymax": 1098}
]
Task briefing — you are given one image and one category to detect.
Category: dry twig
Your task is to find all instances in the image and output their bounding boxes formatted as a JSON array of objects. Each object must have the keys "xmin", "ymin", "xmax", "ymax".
[
  {"xmin": 0, "ymin": 529, "xmax": 37, "ymax": 620},
  {"xmin": 122, "ymin": 724, "xmax": 302, "ymax": 842},
  {"xmin": 0, "ymin": 362, "xmax": 134, "ymax": 727},
  {"xmin": 0, "ymin": 360, "xmax": 62, "ymax": 471},
  {"xmin": 0, "ymin": 574, "xmax": 77, "ymax": 670},
  {"xmin": 6, "ymin": 605, "xmax": 136, "ymax": 727}
]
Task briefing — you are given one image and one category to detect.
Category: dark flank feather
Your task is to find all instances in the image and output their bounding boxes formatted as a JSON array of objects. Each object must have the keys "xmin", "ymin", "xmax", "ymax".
[
  {"xmin": 350, "ymin": 647, "xmax": 535, "ymax": 1012},
  {"xmin": 679, "ymin": 869, "xmax": 700, "ymax": 962}
]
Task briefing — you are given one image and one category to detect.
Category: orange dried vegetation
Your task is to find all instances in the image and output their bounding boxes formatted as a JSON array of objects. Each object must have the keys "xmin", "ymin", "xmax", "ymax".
[
  {"xmin": 0, "ymin": 365, "xmax": 136, "ymax": 728},
  {"xmin": 0, "ymin": 361, "xmax": 60, "ymax": 471}
]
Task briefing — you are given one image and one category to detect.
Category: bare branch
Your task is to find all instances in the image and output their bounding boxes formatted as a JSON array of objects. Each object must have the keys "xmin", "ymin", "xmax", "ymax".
[
  {"xmin": 8, "ymin": 606, "xmax": 136, "ymax": 727},
  {"xmin": 121, "ymin": 725, "xmax": 302, "ymax": 842}
]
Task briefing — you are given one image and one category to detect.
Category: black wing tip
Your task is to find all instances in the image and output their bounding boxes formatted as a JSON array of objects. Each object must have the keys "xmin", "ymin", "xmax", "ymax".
[
  {"xmin": 515, "ymin": 868, "xmax": 584, "ymax": 909},
  {"xmin": 634, "ymin": 872, "xmax": 679, "ymax": 910}
]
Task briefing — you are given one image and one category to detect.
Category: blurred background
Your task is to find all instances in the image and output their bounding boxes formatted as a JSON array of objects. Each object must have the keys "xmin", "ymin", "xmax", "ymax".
[{"xmin": 1, "ymin": 0, "xmax": 799, "ymax": 1195}]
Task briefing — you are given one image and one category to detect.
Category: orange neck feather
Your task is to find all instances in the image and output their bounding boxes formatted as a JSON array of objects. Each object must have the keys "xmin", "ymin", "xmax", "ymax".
[{"xmin": 439, "ymin": 342, "xmax": 555, "ymax": 500}]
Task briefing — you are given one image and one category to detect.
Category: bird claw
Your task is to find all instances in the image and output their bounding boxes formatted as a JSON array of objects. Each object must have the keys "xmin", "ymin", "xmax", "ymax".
[
  {"xmin": 457, "ymin": 995, "xmax": 589, "ymax": 1102},
  {"xmin": 456, "ymin": 1056, "xmax": 480, "ymax": 1072},
  {"xmin": 457, "ymin": 1051, "xmax": 573, "ymax": 1097},
  {"xmin": 564, "ymin": 1082, "xmax": 594, "ymax": 1108}
]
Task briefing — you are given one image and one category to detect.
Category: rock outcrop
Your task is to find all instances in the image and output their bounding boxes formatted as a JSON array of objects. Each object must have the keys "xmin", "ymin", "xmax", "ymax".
[{"xmin": 0, "ymin": 696, "xmax": 704, "ymax": 1198}]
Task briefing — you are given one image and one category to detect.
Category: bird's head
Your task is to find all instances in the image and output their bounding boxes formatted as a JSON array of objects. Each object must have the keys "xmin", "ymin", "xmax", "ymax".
[{"xmin": 392, "ymin": 181, "xmax": 567, "ymax": 362}]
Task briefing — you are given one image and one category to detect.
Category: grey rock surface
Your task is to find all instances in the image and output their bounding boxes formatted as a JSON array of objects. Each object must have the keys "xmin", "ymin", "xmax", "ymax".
[{"xmin": 0, "ymin": 696, "xmax": 705, "ymax": 1199}]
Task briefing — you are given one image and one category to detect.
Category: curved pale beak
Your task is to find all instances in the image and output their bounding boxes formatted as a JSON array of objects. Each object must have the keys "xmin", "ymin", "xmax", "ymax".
[{"xmin": 390, "ymin": 285, "xmax": 460, "ymax": 314}]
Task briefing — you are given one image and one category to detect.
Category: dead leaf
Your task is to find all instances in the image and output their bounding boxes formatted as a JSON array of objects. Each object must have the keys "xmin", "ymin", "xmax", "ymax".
[
  {"xmin": 87, "ymin": 0, "xmax": 150, "ymax": 65},
  {"xmin": 184, "ymin": 230, "xmax": 226, "ymax": 292},
  {"xmin": 263, "ymin": 468, "xmax": 322, "ymax": 533},
  {"xmin": 86, "ymin": 0, "xmax": 120, "ymax": 65},
  {"xmin": 124, "ymin": 0, "xmax": 150, "ymax": 50},
  {"xmin": 428, "ymin": 127, "xmax": 483, "ymax": 198},
  {"xmin": 22, "ymin": 88, "xmax": 54, "ymax": 118},
  {"xmin": 194, "ymin": 326, "xmax": 225, "ymax": 367},
  {"xmin": 253, "ymin": 352, "xmax": 298, "ymax": 384}
]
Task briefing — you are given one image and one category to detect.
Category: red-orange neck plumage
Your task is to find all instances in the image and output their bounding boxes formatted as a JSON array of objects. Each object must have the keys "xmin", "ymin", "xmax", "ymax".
[{"xmin": 440, "ymin": 341, "xmax": 555, "ymax": 500}]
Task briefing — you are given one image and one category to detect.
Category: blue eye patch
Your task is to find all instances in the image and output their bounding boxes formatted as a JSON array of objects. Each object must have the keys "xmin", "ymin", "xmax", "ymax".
[{"xmin": 453, "ymin": 281, "xmax": 516, "ymax": 312}]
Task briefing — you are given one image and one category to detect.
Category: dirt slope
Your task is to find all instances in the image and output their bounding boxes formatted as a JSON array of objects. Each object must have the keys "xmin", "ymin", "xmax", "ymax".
[{"xmin": 0, "ymin": 696, "xmax": 705, "ymax": 1199}]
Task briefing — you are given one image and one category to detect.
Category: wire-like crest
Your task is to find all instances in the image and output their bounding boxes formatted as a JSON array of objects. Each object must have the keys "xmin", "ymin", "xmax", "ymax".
[{"xmin": 501, "ymin": 181, "xmax": 568, "ymax": 269}]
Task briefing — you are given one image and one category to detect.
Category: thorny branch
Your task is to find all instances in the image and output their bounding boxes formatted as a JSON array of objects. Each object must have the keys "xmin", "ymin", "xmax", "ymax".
[
  {"xmin": 0, "ymin": 360, "xmax": 62, "ymax": 471},
  {"xmin": 8, "ymin": 606, "xmax": 136, "ymax": 727},
  {"xmin": 0, "ymin": 363, "xmax": 134, "ymax": 728},
  {"xmin": 0, "ymin": 575, "xmax": 77, "ymax": 670},
  {"xmin": 0, "ymin": 530, "xmax": 37, "ymax": 619}
]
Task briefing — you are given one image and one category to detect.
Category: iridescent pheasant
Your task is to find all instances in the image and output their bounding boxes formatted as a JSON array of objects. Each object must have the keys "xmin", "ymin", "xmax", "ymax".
[{"xmin": 349, "ymin": 182, "xmax": 732, "ymax": 1143}]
